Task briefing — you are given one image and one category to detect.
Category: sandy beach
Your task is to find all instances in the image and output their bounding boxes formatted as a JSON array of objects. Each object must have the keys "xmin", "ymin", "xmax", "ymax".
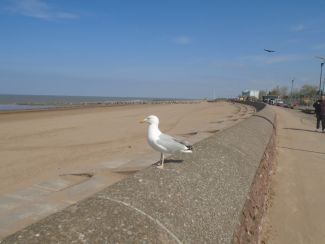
[
  {"xmin": 0, "ymin": 101, "xmax": 256, "ymax": 238},
  {"xmin": 0, "ymin": 101, "xmax": 254, "ymax": 195}
]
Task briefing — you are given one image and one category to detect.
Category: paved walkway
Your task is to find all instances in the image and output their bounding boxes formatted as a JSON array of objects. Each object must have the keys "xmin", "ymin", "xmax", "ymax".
[{"xmin": 263, "ymin": 106, "xmax": 325, "ymax": 243}]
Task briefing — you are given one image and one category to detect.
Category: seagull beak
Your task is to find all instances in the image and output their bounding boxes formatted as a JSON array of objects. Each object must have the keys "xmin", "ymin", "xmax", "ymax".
[{"xmin": 139, "ymin": 119, "xmax": 145, "ymax": 124}]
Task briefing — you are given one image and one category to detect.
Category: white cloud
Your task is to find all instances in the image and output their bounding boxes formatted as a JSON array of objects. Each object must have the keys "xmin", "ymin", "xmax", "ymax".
[
  {"xmin": 171, "ymin": 36, "xmax": 191, "ymax": 45},
  {"xmin": 291, "ymin": 24, "xmax": 306, "ymax": 32},
  {"xmin": 5, "ymin": 0, "xmax": 79, "ymax": 20}
]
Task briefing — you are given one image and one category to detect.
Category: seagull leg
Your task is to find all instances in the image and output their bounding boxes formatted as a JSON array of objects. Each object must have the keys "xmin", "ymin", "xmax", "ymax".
[
  {"xmin": 157, "ymin": 152, "xmax": 164, "ymax": 169},
  {"xmin": 161, "ymin": 153, "xmax": 165, "ymax": 168}
]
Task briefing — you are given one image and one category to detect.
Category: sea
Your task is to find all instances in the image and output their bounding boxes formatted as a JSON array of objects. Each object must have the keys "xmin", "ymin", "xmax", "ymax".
[{"xmin": 0, "ymin": 94, "xmax": 177, "ymax": 111}]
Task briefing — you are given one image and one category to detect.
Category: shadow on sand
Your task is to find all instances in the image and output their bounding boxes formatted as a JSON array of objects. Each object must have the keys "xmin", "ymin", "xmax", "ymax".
[
  {"xmin": 283, "ymin": 127, "xmax": 320, "ymax": 133},
  {"xmin": 278, "ymin": 146, "xmax": 325, "ymax": 155}
]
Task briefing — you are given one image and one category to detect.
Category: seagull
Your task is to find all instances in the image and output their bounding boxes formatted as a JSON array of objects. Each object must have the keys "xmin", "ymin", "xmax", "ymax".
[
  {"xmin": 264, "ymin": 49, "xmax": 276, "ymax": 53},
  {"xmin": 141, "ymin": 115, "xmax": 193, "ymax": 168}
]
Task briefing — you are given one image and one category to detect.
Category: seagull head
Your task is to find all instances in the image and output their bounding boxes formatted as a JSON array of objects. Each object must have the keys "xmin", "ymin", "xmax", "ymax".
[{"xmin": 142, "ymin": 115, "xmax": 159, "ymax": 125}]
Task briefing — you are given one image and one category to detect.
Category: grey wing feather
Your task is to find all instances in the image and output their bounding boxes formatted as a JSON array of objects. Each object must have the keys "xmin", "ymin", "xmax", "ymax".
[
  {"xmin": 173, "ymin": 137, "xmax": 191, "ymax": 147},
  {"xmin": 158, "ymin": 133, "xmax": 192, "ymax": 151}
]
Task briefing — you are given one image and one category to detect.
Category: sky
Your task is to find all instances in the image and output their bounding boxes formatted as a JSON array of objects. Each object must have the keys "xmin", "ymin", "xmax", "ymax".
[{"xmin": 1, "ymin": 0, "xmax": 325, "ymax": 99}]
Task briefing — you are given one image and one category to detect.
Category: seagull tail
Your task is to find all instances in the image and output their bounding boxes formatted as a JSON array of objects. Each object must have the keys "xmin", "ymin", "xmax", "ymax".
[{"xmin": 181, "ymin": 145, "xmax": 193, "ymax": 153}]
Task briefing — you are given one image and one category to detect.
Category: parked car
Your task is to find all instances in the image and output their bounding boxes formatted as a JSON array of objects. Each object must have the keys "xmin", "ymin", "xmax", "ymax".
[
  {"xmin": 275, "ymin": 99, "xmax": 284, "ymax": 106},
  {"xmin": 290, "ymin": 102, "xmax": 298, "ymax": 109}
]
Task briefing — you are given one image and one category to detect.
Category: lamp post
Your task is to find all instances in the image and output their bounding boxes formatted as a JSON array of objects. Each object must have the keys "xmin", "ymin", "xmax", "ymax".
[
  {"xmin": 290, "ymin": 79, "xmax": 294, "ymax": 104},
  {"xmin": 316, "ymin": 56, "xmax": 325, "ymax": 95},
  {"xmin": 320, "ymin": 62, "xmax": 324, "ymax": 95}
]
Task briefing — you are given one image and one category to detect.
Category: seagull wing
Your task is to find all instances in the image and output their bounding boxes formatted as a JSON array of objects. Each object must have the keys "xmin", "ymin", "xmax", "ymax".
[
  {"xmin": 315, "ymin": 56, "xmax": 325, "ymax": 61},
  {"xmin": 264, "ymin": 49, "xmax": 275, "ymax": 52},
  {"xmin": 157, "ymin": 133, "xmax": 192, "ymax": 153}
]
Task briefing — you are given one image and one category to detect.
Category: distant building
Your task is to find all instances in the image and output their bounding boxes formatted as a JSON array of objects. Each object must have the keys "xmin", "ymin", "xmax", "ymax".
[{"xmin": 242, "ymin": 90, "xmax": 260, "ymax": 99}]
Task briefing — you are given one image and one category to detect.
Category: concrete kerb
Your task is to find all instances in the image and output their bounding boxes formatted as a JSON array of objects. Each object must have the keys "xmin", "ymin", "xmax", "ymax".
[{"xmin": 1, "ymin": 102, "xmax": 276, "ymax": 243}]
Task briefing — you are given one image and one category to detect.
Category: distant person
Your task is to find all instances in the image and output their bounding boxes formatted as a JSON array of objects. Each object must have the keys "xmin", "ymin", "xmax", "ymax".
[
  {"xmin": 320, "ymin": 96, "xmax": 325, "ymax": 132},
  {"xmin": 313, "ymin": 97, "xmax": 322, "ymax": 131}
]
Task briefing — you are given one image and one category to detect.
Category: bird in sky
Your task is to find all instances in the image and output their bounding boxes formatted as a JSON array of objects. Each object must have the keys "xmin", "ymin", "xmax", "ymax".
[
  {"xmin": 264, "ymin": 49, "xmax": 276, "ymax": 53},
  {"xmin": 315, "ymin": 56, "xmax": 325, "ymax": 61},
  {"xmin": 141, "ymin": 115, "xmax": 193, "ymax": 169}
]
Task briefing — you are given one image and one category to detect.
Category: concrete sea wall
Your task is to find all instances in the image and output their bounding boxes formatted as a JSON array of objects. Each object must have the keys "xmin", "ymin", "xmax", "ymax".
[{"xmin": 2, "ymin": 102, "xmax": 276, "ymax": 243}]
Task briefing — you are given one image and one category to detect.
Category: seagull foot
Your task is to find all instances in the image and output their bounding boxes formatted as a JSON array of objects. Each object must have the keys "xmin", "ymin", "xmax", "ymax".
[{"xmin": 156, "ymin": 164, "xmax": 164, "ymax": 169}]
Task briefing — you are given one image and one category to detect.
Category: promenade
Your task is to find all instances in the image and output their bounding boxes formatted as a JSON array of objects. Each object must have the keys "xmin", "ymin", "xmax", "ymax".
[{"xmin": 263, "ymin": 106, "xmax": 325, "ymax": 243}]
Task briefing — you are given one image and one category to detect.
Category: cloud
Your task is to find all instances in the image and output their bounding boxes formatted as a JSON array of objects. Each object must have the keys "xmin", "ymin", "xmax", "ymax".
[
  {"xmin": 291, "ymin": 24, "xmax": 306, "ymax": 32},
  {"xmin": 5, "ymin": 0, "xmax": 79, "ymax": 20},
  {"xmin": 171, "ymin": 36, "xmax": 191, "ymax": 45}
]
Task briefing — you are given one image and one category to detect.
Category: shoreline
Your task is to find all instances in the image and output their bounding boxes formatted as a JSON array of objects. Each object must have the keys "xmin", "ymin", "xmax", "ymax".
[{"xmin": 0, "ymin": 99, "xmax": 204, "ymax": 114}]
